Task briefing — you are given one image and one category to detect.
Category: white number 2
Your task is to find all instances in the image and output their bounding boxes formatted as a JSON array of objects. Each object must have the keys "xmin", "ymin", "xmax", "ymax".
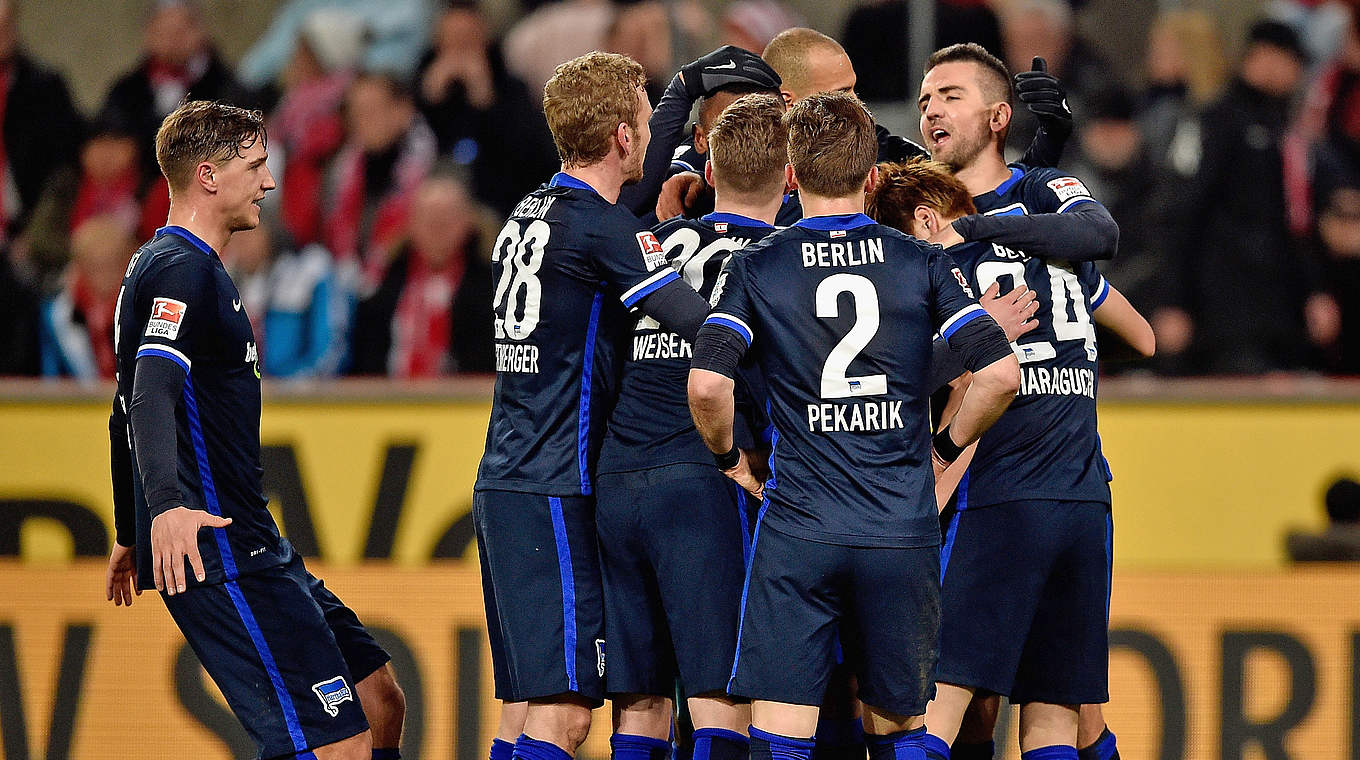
[
  {"xmin": 492, "ymin": 219, "xmax": 549, "ymax": 340},
  {"xmin": 975, "ymin": 260, "xmax": 1096, "ymax": 360},
  {"xmin": 816, "ymin": 273, "xmax": 887, "ymax": 398}
]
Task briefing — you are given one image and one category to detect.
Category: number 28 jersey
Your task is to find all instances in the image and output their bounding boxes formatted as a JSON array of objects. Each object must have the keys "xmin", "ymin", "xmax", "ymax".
[
  {"xmin": 953, "ymin": 164, "xmax": 1114, "ymax": 510},
  {"xmin": 475, "ymin": 173, "xmax": 682, "ymax": 496},
  {"xmin": 707, "ymin": 214, "xmax": 984, "ymax": 547}
]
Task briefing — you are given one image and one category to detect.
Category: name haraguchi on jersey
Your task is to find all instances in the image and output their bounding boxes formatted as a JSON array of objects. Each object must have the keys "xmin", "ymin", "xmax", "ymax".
[
  {"xmin": 114, "ymin": 226, "xmax": 287, "ymax": 589},
  {"xmin": 475, "ymin": 173, "xmax": 683, "ymax": 495},
  {"xmin": 953, "ymin": 164, "xmax": 1114, "ymax": 510},
  {"xmin": 598, "ymin": 213, "xmax": 776, "ymax": 476},
  {"xmin": 706, "ymin": 213, "xmax": 984, "ymax": 548}
]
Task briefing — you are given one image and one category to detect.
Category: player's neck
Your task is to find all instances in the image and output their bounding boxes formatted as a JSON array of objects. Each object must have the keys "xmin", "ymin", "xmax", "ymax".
[
  {"xmin": 712, "ymin": 190, "xmax": 782, "ymax": 226},
  {"xmin": 561, "ymin": 164, "xmax": 622, "ymax": 204},
  {"xmin": 165, "ymin": 203, "xmax": 230, "ymax": 254},
  {"xmin": 953, "ymin": 150, "xmax": 1013, "ymax": 198},
  {"xmin": 798, "ymin": 189, "xmax": 866, "ymax": 219}
]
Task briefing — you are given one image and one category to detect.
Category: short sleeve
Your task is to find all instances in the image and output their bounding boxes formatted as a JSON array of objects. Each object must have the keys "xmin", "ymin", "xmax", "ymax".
[
  {"xmin": 594, "ymin": 214, "xmax": 682, "ymax": 309},
  {"xmin": 1078, "ymin": 262, "xmax": 1110, "ymax": 311},
  {"xmin": 928, "ymin": 248, "xmax": 986, "ymax": 341},
  {"xmin": 1028, "ymin": 170, "xmax": 1100, "ymax": 214},
  {"xmin": 703, "ymin": 254, "xmax": 756, "ymax": 347},
  {"xmin": 135, "ymin": 259, "xmax": 216, "ymax": 372}
]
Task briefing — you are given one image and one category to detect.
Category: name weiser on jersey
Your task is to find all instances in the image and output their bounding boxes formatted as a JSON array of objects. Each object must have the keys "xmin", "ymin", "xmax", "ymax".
[
  {"xmin": 806, "ymin": 399, "xmax": 905, "ymax": 433},
  {"xmin": 1019, "ymin": 366, "xmax": 1095, "ymax": 398},
  {"xmin": 633, "ymin": 331, "xmax": 691, "ymax": 361},
  {"xmin": 801, "ymin": 238, "xmax": 886, "ymax": 268}
]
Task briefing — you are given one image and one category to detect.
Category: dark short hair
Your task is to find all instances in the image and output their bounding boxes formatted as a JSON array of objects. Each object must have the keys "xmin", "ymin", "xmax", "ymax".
[
  {"xmin": 867, "ymin": 159, "xmax": 977, "ymax": 233},
  {"xmin": 154, "ymin": 100, "xmax": 266, "ymax": 192},
  {"xmin": 925, "ymin": 42, "xmax": 1013, "ymax": 104},
  {"xmin": 707, "ymin": 93, "xmax": 788, "ymax": 196},
  {"xmin": 785, "ymin": 91, "xmax": 877, "ymax": 198}
]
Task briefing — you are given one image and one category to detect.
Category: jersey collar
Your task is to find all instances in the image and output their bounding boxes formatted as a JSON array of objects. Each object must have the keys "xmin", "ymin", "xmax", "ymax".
[
  {"xmin": 156, "ymin": 225, "xmax": 216, "ymax": 257},
  {"xmin": 702, "ymin": 212, "xmax": 775, "ymax": 229},
  {"xmin": 991, "ymin": 166, "xmax": 1026, "ymax": 196},
  {"xmin": 795, "ymin": 213, "xmax": 876, "ymax": 231},
  {"xmin": 550, "ymin": 171, "xmax": 604, "ymax": 200}
]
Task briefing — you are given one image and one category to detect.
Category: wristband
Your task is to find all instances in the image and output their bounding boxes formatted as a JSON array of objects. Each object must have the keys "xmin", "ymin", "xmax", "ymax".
[
  {"xmin": 932, "ymin": 426, "xmax": 966, "ymax": 464},
  {"xmin": 714, "ymin": 446, "xmax": 741, "ymax": 471}
]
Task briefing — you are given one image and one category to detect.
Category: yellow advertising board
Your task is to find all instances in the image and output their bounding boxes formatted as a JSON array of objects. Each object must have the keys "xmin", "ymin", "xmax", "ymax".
[
  {"xmin": 1, "ymin": 395, "xmax": 1359, "ymax": 567},
  {"xmin": 0, "ymin": 563, "xmax": 1355, "ymax": 760}
]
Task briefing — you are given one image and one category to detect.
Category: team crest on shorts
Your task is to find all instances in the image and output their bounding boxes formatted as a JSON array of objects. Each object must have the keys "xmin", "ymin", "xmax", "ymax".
[
  {"xmin": 312, "ymin": 676, "xmax": 354, "ymax": 717},
  {"xmin": 595, "ymin": 638, "xmax": 606, "ymax": 678}
]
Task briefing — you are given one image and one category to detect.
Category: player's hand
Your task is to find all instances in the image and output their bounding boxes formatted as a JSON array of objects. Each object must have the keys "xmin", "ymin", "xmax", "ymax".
[
  {"xmin": 679, "ymin": 45, "xmax": 781, "ymax": 101},
  {"xmin": 105, "ymin": 542, "xmax": 140, "ymax": 607},
  {"xmin": 1014, "ymin": 57, "xmax": 1072, "ymax": 138},
  {"xmin": 150, "ymin": 507, "xmax": 232, "ymax": 596},
  {"xmin": 721, "ymin": 450, "xmax": 765, "ymax": 501},
  {"xmin": 657, "ymin": 171, "xmax": 706, "ymax": 219},
  {"xmin": 978, "ymin": 281, "xmax": 1039, "ymax": 342}
]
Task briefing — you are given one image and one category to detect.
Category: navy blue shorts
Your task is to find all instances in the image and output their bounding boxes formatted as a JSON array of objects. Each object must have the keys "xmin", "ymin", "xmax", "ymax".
[
  {"xmin": 936, "ymin": 499, "xmax": 1112, "ymax": 705},
  {"xmin": 596, "ymin": 463, "xmax": 754, "ymax": 699},
  {"xmin": 728, "ymin": 522, "xmax": 940, "ymax": 716},
  {"xmin": 163, "ymin": 553, "xmax": 388, "ymax": 759},
  {"xmin": 474, "ymin": 489, "xmax": 605, "ymax": 703}
]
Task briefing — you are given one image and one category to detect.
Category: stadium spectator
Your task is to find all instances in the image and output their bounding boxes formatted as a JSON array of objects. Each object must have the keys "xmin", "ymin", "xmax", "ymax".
[
  {"xmin": 415, "ymin": 0, "xmax": 558, "ymax": 215},
  {"xmin": 1000, "ymin": 0, "xmax": 1118, "ymax": 160},
  {"xmin": 1309, "ymin": 179, "xmax": 1360, "ymax": 371},
  {"xmin": 268, "ymin": 9, "xmax": 365, "ymax": 248},
  {"xmin": 503, "ymin": 0, "xmax": 615, "ymax": 96},
  {"xmin": 840, "ymin": 1, "xmax": 1005, "ymax": 101},
  {"xmin": 221, "ymin": 219, "xmax": 351, "ymax": 379},
  {"xmin": 0, "ymin": 0, "xmax": 83, "ymax": 243},
  {"xmin": 323, "ymin": 72, "xmax": 437, "ymax": 278},
  {"xmin": 0, "ymin": 249, "xmax": 39, "ymax": 375},
  {"xmin": 1139, "ymin": 9, "xmax": 1228, "ymax": 176},
  {"xmin": 1175, "ymin": 19, "xmax": 1331, "ymax": 374},
  {"xmin": 100, "ymin": 1, "xmax": 253, "ymax": 180},
  {"xmin": 720, "ymin": 0, "xmax": 802, "ymax": 54},
  {"xmin": 236, "ymin": 0, "xmax": 433, "ymax": 90},
  {"xmin": 1286, "ymin": 477, "xmax": 1360, "ymax": 561},
  {"xmin": 349, "ymin": 173, "xmax": 492, "ymax": 377},
  {"xmin": 38, "ymin": 215, "xmax": 134, "ymax": 381}
]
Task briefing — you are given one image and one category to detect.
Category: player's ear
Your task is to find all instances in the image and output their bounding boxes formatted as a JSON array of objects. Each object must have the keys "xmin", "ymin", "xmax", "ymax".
[
  {"xmin": 694, "ymin": 123, "xmax": 708, "ymax": 154},
  {"xmin": 615, "ymin": 121, "xmax": 631, "ymax": 158},
  {"xmin": 991, "ymin": 101, "xmax": 1012, "ymax": 136},
  {"xmin": 914, "ymin": 205, "xmax": 934, "ymax": 233},
  {"xmin": 785, "ymin": 163, "xmax": 798, "ymax": 192},
  {"xmin": 196, "ymin": 162, "xmax": 217, "ymax": 193},
  {"xmin": 780, "ymin": 88, "xmax": 795, "ymax": 107},
  {"xmin": 704, "ymin": 159, "xmax": 714, "ymax": 188},
  {"xmin": 864, "ymin": 164, "xmax": 880, "ymax": 194}
]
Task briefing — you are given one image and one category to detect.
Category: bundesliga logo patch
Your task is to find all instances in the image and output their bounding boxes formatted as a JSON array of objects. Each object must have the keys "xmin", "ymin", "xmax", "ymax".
[
  {"xmin": 1046, "ymin": 176, "xmax": 1091, "ymax": 202},
  {"xmin": 145, "ymin": 297, "xmax": 187, "ymax": 340},
  {"xmin": 830, "ymin": 230, "xmax": 846, "ymax": 238},
  {"xmin": 636, "ymin": 231, "xmax": 667, "ymax": 270},
  {"xmin": 714, "ymin": 222, "xmax": 728, "ymax": 233},
  {"xmin": 951, "ymin": 268, "xmax": 976, "ymax": 298},
  {"xmin": 312, "ymin": 676, "xmax": 354, "ymax": 717}
]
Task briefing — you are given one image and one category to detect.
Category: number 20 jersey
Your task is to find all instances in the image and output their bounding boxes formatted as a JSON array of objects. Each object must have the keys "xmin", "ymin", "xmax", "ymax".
[
  {"xmin": 475, "ymin": 173, "xmax": 682, "ymax": 496},
  {"xmin": 707, "ymin": 214, "xmax": 984, "ymax": 547},
  {"xmin": 952, "ymin": 164, "xmax": 1114, "ymax": 510}
]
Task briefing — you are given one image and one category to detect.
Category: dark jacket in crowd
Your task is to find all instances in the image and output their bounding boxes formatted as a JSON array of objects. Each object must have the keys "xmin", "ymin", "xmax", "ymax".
[
  {"xmin": 841, "ymin": 0, "xmax": 1004, "ymax": 102},
  {"xmin": 0, "ymin": 251, "xmax": 40, "ymax": 375},
  {"xmin": 3, "ymin": 52, "xmax": 83, "ymax": 233}
]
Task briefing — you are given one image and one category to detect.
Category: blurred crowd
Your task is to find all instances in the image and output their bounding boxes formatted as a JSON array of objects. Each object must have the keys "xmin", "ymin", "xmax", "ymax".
[{"xmin": 2, "ymin": 0, "xmax": 1360, "ymax": 381}]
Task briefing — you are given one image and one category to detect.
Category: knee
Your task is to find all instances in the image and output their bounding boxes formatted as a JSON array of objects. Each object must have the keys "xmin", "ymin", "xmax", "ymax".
[{"xmin": 560, "ymin": 707, "xmax": 593, "ymax": 749}]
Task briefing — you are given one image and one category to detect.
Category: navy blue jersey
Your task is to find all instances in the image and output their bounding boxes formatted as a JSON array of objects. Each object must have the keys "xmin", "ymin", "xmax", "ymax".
[
  {"xmin": 706, "ymin": 213, "xmax": 984, "ymax": 547},
  {"xmin": 953, "ymin": 164, "xmax": 1114, "ymax": 510},
  {"xmin": 114, "ymin": 226, "xmax": 287, "ymax": 588},
  {"xmin": 598, "ymin": 213, "xmax": 776, "ymax": 476},
  {"xmin": 476, "ymin": 173, "xmax": 683, "ymax": 495}
]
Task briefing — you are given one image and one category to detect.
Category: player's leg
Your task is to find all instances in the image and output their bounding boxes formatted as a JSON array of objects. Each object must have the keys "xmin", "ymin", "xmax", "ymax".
[
  {"xmin": 303, "ymin": 562, "xmax": 406, "ymax": 758},
  {"xmin": 597, "ymin": 470, "xmax": 681, "ymax": 760},
  {"xmin": 476, "ymin": 495, "xmax": 527, "ymax": 760},
  {"xmin": 849, "ymin": 544, "xmax": 939, "ymax": 760},
  {"xmin": 813, "ymin": 666, "xmax": 864, "ymax": 760},
  {"xmin": 162, "ymin": 567, "xmax": 372, "ymax": 760},
  {"xmin": 474, "ymin": 490, "xmax": 606, "ymax": 758},
  {"xmin": 928, "ymin": 502, "xmax": 1055, "ymax": 756},
  {"xmin": 1076, "ymin": 705, "xmax": 1118, "ymax": 760},
  {"xmin": 734, "ymin": 528, "xmax": 842, "ymax": 760},
  {"xmin": 953, "ymin": 694, "xmax": 1000, "ymax": 760},
  {"xmin": 1016, "ymin": 703, "xmax": 1078, "ymax": 756},
  {"xmin": 647, "ymin": 470, "xmax": 753, "ymax": 760}
]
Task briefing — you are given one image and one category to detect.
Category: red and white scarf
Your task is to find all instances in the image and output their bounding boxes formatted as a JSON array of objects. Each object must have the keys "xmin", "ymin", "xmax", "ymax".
[{"xmin": 388, "ymin": 247, "xmax": 466, "ymax": 378}]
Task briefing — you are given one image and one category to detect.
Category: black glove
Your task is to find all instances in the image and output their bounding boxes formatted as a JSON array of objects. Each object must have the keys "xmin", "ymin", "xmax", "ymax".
[
  {"xmin": 1014, "ymin": 57, "xmax": 1072, "ymax": 138},
  {"xmin": 679, "ymin": 45, "xmax": 781, "ymax": 102}
]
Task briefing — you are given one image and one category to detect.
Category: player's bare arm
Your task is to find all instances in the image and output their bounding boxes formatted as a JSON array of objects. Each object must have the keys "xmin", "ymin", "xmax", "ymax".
[
  {"xmin": 688, "ymin": 367, "xmax": 763, "ymax": 498},
  {"xmin": 1093, "ymin": 283, "xmax": 1156, "ymax": 358}
]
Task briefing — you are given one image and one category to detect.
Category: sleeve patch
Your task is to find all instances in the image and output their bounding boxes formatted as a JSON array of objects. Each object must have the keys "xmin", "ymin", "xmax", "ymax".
[
  {"xmin": 951, "ymin": 267, "xmax": 976, "ymax": 298},
  {"xmin": 145, "ymin": 297, "xmax": 187, "ymax": 340},
  {"xmin": 636, "ymin": 231, "xmax": 667, "ymax": 270},
  {"xmin": 1046, "ymin": 176, "xmax": 1092, "ymax": 202}
]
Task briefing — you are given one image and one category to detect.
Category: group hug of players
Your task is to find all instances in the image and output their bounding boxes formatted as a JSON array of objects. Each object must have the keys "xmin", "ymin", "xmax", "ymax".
[{"xmin": 103, "ymin": 24, "xmax": 1155, "ymax": 760}]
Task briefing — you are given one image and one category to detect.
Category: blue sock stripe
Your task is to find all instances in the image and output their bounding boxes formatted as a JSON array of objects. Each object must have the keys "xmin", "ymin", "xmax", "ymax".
[
  {"xmin": 1091, "ymin": 729, "xmax": 1117, "ymax": 760},
  {"xmin": 223, "ymin": 580, "xmax": 309, "ymax": 754},
  {"xmin": 1021, "ymin": 746, "xmax": 1078, "ymax": 760},
  {"xmin": 693, "ymin": 728, "xmax": 749, "ymax": 744},
  {"xmin": 547, "ymin": 497, "xmax": 579, "ymax": 692},
  {"xmin": 922, "ymin": 733, "xmax": 951, "ymax": 760},
  {"xmin": 749, "ymin": 727, "xmax": 815, "ymax": 748},
  {"xmin": 515, "ymin": 735, "xmax": 574, "ymax": 760},
  {"xmin": 491, "ymin": 738, "xmax": 516, "ymax": 760}
]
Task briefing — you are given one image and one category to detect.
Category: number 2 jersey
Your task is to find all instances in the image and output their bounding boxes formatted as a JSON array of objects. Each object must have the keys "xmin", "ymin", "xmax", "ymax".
[
  {"xmin": 706, "ymin": 214, "xmax": 988, "ymax": 547},
  {"xmin": 951, "ymin": 164, "xmax": 1114, "ymax": 510},
  {"xmin": 475, "ymin": 173, "xmax": 683, "ymax": 496},
  {"xmin": 597, "ymin": 213, "xmax": 777, "ymax": 476}
]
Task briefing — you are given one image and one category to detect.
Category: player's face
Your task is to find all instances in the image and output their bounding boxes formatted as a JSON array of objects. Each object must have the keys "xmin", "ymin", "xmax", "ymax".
[
  {"xmin": 215, "ymin": 138, "xmax": 275, "ymax": 233},
  {"xmin": 623, "ymin": 85, "xmax": 652, "ymax": 185},
  {"xmin": 919, "ymin": 61, "xmax": 1000, "ymax": 170}
]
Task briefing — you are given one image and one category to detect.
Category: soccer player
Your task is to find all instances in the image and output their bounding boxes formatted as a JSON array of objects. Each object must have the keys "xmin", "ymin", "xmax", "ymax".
[
  {"xmin": 473, "ymin": 52, "xmax": 715, "ymax": 760},
  {"xmin": 687, "ymin": 92, "xmax": 1020, "ymax": 760},
  {"xmin": 595, "ymin": 92, "xmax": 788, "ymax": 760},
  {"xmin": 104, "ymin": 101, "xmax": 406, "ymax": 760}
]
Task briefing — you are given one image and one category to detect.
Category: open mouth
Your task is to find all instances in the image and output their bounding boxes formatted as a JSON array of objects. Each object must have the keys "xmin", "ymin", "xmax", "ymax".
[{"xmin": 930, "ymin": 128, "xmax": 951, "ymax": 148}]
